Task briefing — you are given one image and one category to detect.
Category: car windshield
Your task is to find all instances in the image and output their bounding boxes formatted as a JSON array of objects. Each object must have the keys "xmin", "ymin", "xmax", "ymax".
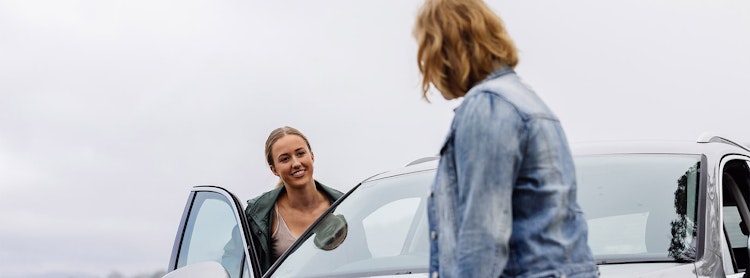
[
  {"xmin": 576, "ymin": 154, "xmax": 701, "ymax": 263},
  {"xmin": 271, "ymin": 170, "xmax": 433, "ymax": 277},
  {"xmin": 270, "ymin": 154, "xmax": 701, "ymax": 277}
]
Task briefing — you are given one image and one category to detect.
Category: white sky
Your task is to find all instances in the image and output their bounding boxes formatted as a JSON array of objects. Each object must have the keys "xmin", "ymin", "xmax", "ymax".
[{"xmin": 1, "ymin": 0, "xmax": 749, "ymax": 277}]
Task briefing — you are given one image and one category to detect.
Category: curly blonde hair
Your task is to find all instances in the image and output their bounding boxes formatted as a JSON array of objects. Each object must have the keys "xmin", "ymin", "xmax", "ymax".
[{"xmin": 414, "ymin": 0, "xmax": 518, "ymax": 100}]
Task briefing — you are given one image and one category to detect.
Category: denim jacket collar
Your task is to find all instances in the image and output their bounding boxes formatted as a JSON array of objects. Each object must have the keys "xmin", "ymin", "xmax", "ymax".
[{"xmin": 471, "ymin": 65, "xmax": 516, "ymax": 92}]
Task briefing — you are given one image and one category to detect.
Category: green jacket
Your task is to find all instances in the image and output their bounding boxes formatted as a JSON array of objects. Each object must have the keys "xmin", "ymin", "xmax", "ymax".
[{"xmin": 245, "ymin": 180, "xmax": 343, "ymax": 274}]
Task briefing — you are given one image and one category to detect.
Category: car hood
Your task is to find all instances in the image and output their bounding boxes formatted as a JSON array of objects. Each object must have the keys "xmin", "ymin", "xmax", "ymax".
[
  {"xmin": 598, "ymin": 262, "xmax": 695, "ymax": 277},
  {"xmin": 304, "ymin": 263, "xmax": 695, "ymax": 278}
]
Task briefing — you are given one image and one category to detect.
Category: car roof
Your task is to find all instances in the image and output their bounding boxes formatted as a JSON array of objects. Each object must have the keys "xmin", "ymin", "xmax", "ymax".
[
  {"xmin": 365, "ymin": 134, "xmax": 750, "ymax": 182},
  {"xmin": 571, "ymin": 139, "xmax": 749, "ymax": 156},
  {"xmin": 363, "ymin": 157, "xmax": 438, "ymax": 182}
]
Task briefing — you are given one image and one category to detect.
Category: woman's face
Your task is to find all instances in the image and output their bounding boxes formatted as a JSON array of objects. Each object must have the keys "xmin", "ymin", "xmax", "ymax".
[{"xmin": 270, "ymin": 134, "xmax": 315, "ymax": 189}]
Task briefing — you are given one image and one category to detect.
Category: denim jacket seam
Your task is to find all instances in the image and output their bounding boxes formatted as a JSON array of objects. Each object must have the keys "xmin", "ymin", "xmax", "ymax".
[{"xmin": 464, "ymin": 89, "xmax": 560, "ymax": 125}]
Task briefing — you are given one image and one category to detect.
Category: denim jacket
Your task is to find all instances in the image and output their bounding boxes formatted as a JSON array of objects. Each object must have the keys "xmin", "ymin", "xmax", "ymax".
[{"xmin": 427, "ymin": 67, "xmax": 598, "ymax": 278}]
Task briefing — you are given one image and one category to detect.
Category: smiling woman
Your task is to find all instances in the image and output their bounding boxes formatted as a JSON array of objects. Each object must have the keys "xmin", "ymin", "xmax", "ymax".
[
  {"xmin": 243, "ymin": 126, "xmax": 344, "ymax": 274},
  {"xmin": 2, "ymin": 0, "xmax": 750, "ymax": 277}
]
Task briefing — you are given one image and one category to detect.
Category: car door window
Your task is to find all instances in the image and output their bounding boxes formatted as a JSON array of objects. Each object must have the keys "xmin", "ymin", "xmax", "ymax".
[{"xmin": 176, "ymin": 191, "xmax": 252, "ymax": 278}]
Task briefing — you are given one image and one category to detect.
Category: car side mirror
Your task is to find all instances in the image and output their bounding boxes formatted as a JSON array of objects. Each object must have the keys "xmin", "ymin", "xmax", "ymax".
[
  {"xmin": 162, "ymin": 261, "xmax": 230, "ymax": 278},
  {"xmin": 313, "ymin": 214, "xmax": 348, "ymax": 251}
]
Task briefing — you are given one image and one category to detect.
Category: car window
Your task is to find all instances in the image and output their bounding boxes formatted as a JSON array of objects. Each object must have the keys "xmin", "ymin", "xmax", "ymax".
[
  {"xmin": 576, "ymin": 154, "xmax": 701, "ymax": 262},
  {"xmin": 271, "ymin": 171, "xmax": 432, "ymax": 277},
  {"xmin": 724, "ymin": 208, "xmax": 747, "ymax": 249},
  {"xmin": 362, "ymin": 197, "xmax": 421, "ymax": 258},
  {"xmin": 269, "ymin": 153, "xmax": 704, "ymax": 276},
  {"xmin": 176, "ymin": 191, "xmax": 252, "ymax": 278}
]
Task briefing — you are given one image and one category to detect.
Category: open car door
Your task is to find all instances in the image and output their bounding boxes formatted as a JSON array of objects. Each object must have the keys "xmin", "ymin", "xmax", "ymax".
[{"xmin": 166, "ymin": 186, "xmax": 261, "ymax": 278}]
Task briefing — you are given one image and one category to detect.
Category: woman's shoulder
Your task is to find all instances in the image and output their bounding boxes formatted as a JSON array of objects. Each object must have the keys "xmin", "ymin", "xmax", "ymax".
[
  {"xmin": 315, "ymin": 181, "xmax": 344, "ymax": 200},
  {"xmin": 247, "ymin": 187, "xmax": 283, "ymax": 210},
  {"xmin": 463, "ymin": 75, "xmax": 555, "ymax": 121}
]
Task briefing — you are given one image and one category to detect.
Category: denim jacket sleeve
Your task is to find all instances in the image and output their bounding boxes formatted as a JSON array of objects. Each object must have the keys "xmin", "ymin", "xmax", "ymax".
[{"xmin": 451, "ymin": 90, "xmax": 525, "ymax": 277}]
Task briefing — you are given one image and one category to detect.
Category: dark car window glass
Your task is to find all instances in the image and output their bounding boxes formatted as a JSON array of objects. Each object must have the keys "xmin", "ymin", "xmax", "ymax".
[
  {"xmin": 177, "ymin": 191, "xmax": 251, "ymax": 278},
  {"xmin": 575, "ymin": 154, "xmax": 701, "ymax": 262},
  {"xmin": 271, "ymin": 171, "xmax": 433, "ymax": 278},
  {"xmin": 723, "ymin": 208, "xmax": 747, "ymax": 248}
]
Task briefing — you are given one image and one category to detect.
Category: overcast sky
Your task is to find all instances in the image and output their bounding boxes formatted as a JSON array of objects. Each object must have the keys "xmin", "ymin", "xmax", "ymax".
[{"xmin": 1, "ymin": 0, "xmax": 749, "ymax": 277}]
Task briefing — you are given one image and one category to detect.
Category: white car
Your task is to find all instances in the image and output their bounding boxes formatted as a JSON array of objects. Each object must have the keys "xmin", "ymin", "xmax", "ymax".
[{"xmin": 165, "ymin": 133, "xmax": 750, "ymax": 277}]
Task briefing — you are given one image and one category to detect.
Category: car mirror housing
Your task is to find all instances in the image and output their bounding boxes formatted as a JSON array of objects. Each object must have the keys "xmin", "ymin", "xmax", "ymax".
[{"xmin": 313, "ymin": 214, "xmax": 348, "ymax": 251}]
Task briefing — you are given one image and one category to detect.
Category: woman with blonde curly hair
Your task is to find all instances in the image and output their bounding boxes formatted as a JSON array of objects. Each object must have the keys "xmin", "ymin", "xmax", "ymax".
[{"xmin": 413, "ymin": 0, "xmax": 598, "ymax": 277}]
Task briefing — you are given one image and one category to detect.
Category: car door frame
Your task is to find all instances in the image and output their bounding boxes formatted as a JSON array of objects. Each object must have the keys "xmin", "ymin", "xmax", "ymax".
[
  {"xmin": 719, "ymin": 155, "xmax": 750, "ymax": 277},
  {"xmin": 167, "ymin": 185, "xmax": 262, "ymax": 278}
]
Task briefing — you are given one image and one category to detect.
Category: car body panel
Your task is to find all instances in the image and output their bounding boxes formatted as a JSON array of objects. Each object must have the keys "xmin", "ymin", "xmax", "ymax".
[
  {"xmin": 598, "ymin": 263, "xmax": 696, "ymax": 277},
  {"xmin": 162, "ymin": 261, "xmax": 230, "ymax": 278}
]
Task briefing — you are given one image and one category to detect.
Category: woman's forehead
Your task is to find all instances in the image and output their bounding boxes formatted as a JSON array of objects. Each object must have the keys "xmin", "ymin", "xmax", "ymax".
[{"xmin": 273, "ymin": 134, "xmax": 308, "ymax": 152}]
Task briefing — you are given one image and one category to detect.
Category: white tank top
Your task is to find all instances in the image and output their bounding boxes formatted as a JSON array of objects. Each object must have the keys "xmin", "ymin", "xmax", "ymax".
[{"xmin": 272, "ymin": 204, "xmax": 298, "ymax": 259}]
